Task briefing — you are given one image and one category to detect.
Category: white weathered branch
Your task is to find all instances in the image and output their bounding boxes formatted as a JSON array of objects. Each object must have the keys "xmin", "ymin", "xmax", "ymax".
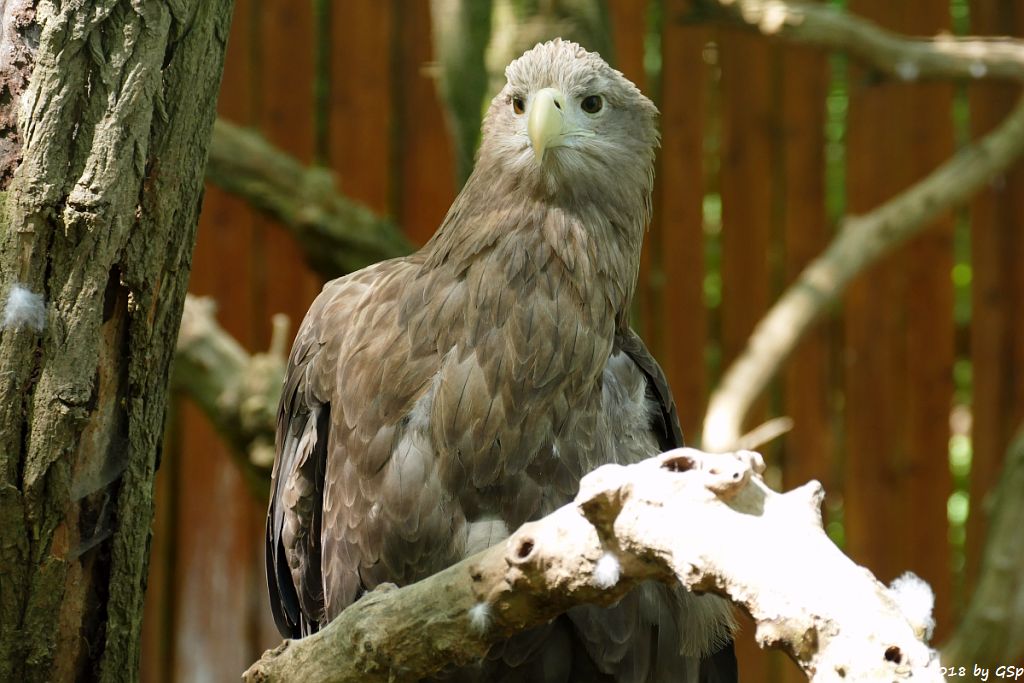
[{"xmin": 243, "ymin": 449, "xmax": 941, "ymax": 682}]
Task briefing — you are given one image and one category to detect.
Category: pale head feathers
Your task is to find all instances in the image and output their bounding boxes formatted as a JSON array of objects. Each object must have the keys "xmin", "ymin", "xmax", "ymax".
[
  {"xmin": 422, "ymin": 39, "xmax": 660, "ymax": 321},
  {"xmin": 503, "ymin": 39, "xmax": 656, "ymax": 116},
  {"xmin": 477, "ymin": 39, "xmax": 659, "ymax": 205}
]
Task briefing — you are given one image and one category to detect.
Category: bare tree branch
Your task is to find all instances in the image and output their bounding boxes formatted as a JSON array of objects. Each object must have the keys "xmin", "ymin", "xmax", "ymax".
[
  {"xmin": 703, "ymin": 94, "xmax": 1024, "ymax": 451},
  {"xmin": 692, "ymin": 0, "xmax": 1024, "ymax": 83},
  {"xmin": 205, "ymin": 119, "xmax": 413, "ymax": 279},
  {"xmin": 243, "ymin": 449, "xmax": 942, "ymax": 683},
  {"xmin": 699, "ymin": 0, "xmax": 1024, "ymax": 451}
]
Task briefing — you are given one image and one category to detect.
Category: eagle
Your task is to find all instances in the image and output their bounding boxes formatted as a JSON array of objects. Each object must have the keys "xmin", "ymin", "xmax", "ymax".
[{"xmin": 266, "ymin": 39, "xmax": 737, "ymax": 682}]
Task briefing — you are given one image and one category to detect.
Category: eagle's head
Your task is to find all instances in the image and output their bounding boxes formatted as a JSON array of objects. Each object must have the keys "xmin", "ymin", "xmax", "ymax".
[{"xmin": 478, "ymin": 39, "xmax": 660, "ymax": 204}]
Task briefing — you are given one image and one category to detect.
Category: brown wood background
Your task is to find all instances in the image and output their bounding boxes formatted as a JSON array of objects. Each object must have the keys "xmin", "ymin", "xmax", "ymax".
[{"xmin": 140, "ymin": 1, "xmax": 1024, "ymax": 680}]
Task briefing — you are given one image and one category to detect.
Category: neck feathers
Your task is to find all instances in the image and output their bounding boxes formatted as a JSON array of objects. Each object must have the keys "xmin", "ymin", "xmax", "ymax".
[{"xmin": 422, "ymin": 163, "xmax": 650, "ymax": 325}]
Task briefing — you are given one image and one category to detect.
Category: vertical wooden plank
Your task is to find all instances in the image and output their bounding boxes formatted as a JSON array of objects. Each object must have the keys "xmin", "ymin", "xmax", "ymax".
[
  {"xmin": 777, "ymin": 41, "xmax": 831, "ymax": 683},
  {"xmin": 254, "ymin": 0, "xmax": 322, "ymax": 335},
  {"xmin": 168, "ymin": 131, "xmax": 264, "ymax": 683},
  {"xmin": 167, "ymin": 234, "xmax": 261, "ymax": 682},
  {"xmin": 606, "ymin": 0, "xmax": 648, "ymax": 89},
  {"xmin": 173, "ymin": 405, "xmax": 264, "ymax": 682},
  {"xmin": 394, "ymin": 1, "xmax": 457, "ymax": 245},
  {"xmin": 966, "ymin": 0, "xmax": 1024, "ymax": 597},
  {"xmin": 844, "ymin": 0, "xmax": 954, "ymax": 638},
  {"xmin": 901, "ymin": 48, "xmax": 955, "ymax": 634},
  {"xmin": 843, "ymin": 0, "xmax": 908, "ymax": 595},
  {"xmin": 173, "ymin": 197, "xmax": 262, "ymax": 682},
  {"xmin": 657, "ymin": 0, "xmax": 708, "ymax": 442},
  {"xmin": 779, "ymin": 47, "xmax": 832, "ymax": 490},
  {"xmin": 634, "ymin": 5, "xmax": 662, "ymax": 355},
  {"xmin": 607, "ymin": 0, "xmax": 663, "ymax": 362},
  {"xmin": 718, "ymin": 24, "xmax": 779, "ymax": 683},
  {"xmin": 330, "ymin": 3, "xmax": 395, "ymax": 215},
  {"xmin": 718, "ymin": 29, "xmax": 775, "ymax": 422},
  {"xmin": 177, "ymin": 186, "xmax": 274, "ymax": 679}
]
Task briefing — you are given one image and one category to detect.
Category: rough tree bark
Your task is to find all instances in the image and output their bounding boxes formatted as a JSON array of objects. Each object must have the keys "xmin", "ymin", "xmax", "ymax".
[
  {"xmin": 0, "ymin": 1, "xmax": 233, "ymax": 681},
  {"xmin": 0, "ymin": 0, "xmax": 35, "ymax": 187}
]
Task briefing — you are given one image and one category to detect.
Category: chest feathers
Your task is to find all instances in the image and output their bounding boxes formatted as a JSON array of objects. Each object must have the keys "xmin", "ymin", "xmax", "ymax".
[{"xmin": 398, "ymin": 189, "xmax": 645, "ymax": 501}]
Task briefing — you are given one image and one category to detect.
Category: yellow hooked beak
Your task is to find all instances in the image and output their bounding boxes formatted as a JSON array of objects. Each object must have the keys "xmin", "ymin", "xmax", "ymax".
[{"xmin": 528, "ymin": 87, "xmax": 566, "ymax": 163}]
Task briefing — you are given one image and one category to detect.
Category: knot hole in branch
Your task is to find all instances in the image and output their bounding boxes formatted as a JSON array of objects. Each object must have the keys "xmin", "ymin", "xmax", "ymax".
[
  {"xmin": 662, "ymin": 453, "xmax": 696, "ymax": 472},
  {"xmin": 706, "ymin": 465, "xmax": 743, "ymax": 482}
]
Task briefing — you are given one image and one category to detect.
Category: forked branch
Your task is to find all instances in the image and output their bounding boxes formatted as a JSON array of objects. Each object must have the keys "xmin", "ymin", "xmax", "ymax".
[{"xmin": 698, "ymin": 0, "xmax": 1024, "ymax": 450}]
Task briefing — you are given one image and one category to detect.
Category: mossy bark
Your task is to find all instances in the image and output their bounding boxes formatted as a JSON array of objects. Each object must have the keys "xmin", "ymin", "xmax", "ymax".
[{"xmin": 0, "ymin": 1, "xmax": 233, "ymax": 681}]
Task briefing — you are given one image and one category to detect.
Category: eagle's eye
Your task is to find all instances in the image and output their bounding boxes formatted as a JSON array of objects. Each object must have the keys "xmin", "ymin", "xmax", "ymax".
[
  {"xmin": 512, "ymin": 96, "xmax": 526, "ymax": 115},
  {"xmin": 581, "ymin": 95, "xmax": 603, "ymax": 114}
]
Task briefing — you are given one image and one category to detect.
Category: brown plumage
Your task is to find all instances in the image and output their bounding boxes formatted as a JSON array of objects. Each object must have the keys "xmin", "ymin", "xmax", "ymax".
[{"xmin": 267, "ymin": 40, "xmax": 736, "ymax": 682}]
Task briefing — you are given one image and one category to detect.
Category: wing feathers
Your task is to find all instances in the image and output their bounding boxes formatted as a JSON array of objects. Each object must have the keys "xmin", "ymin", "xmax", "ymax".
[{"xmin": 266, "ymin": 223, "xmax": 729, "ymax": 681}]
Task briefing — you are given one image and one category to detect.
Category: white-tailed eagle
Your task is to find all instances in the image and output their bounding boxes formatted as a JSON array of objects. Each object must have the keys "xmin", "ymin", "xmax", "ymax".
[{"xmin": 267, "ymin": 39, "xmax": 736, "ymax": 682}]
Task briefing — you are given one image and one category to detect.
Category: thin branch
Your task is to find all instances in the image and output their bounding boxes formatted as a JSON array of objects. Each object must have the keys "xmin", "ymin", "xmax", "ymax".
[
  {"xmin": 735, "ymin": 416, "xmax": 794, "ymax": 451},
  {"xmin": 243, "ymin": 449, "xmax": 942, "ymax": 682},
  {"xmin": 205, "ymin": 119, "xmax": 413, "ymax": 279},
  {"xmin": 692, "ymin": 0, "xmax": 1024, "ymax": 83},
  {"xmin": 699, "ymin": 0, "xmax": 1024, "ymax": 451}
]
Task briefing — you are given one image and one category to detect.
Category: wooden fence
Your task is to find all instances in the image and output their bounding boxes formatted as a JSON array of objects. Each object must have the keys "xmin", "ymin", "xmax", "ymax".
[{"xmin": 140, "ymin": 1, "xmax": 1024, "ymax": 681}]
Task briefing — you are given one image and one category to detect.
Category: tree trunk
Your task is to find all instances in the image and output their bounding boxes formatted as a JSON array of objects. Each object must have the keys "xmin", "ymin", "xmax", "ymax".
[{"xmin": 0, "ymin": 1, "xmax": 233, "ymax": 681}]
